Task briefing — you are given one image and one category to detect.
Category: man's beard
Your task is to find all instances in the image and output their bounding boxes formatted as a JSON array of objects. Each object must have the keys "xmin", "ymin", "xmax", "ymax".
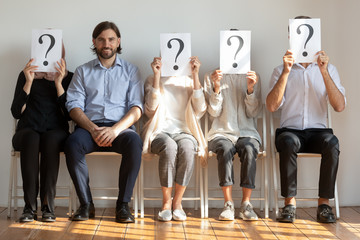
[{"xmin": 97, "ymin": 47, "xmax": 117, "ymax": 59}]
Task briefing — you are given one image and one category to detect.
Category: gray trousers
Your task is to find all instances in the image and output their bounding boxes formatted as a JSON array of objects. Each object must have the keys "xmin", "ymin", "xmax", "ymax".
[
  {"xmin": 209, "ymin": 137, "xmax": 260, "ymax": 189},
  {"xmin": 151, "ymin": 132, "xmax": 198, "ymax": 187}
]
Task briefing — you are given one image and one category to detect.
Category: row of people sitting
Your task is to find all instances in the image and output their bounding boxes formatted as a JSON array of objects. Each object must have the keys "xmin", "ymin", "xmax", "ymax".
[{"xmin": 11, "ymin": 19, "xmax": 345, "ymax": 224}]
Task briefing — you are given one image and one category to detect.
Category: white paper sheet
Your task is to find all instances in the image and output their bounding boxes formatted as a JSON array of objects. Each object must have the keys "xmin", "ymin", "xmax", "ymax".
[
  {"xmin": 220, "ymin": 30, "xmax": 251, "ymax": 74},
  {"xmin": 289, "ymin": 19, "xmax": 321, "ymax": 63},
  {"xmin": 160, "ymin": 33, "xmax": 191, "ymax": 77},
  {"xmin": 31, "ymin": 29, "xmax": 62, "ymax": 72}
]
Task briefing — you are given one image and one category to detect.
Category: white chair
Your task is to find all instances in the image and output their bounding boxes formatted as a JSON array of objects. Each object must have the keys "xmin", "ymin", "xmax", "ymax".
[
  {"xmin": 8, "ymin": 119, "xmax": 72, "ymax": 218},
  {"xmin": 203, "ymin": 105, "xmax": 269, "ymax": 218},
  {"xmin": 269, "ymin": 104, "xmax": 340, "ymax": 218},
  {"xmin": 139, "ymin": 152, "xmax": 205, "ymax": 218}
]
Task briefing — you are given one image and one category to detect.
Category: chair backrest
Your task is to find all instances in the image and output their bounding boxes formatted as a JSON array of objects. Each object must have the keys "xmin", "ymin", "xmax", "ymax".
[{"xmin": 204, "ymin": 104, "xmax": 267, "ymax": 156}]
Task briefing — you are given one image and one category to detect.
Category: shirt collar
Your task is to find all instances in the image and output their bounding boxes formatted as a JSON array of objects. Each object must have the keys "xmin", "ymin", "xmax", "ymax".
[{"xmin": 294, "ymin": 62, "xmax": 318, "ymax": 69}]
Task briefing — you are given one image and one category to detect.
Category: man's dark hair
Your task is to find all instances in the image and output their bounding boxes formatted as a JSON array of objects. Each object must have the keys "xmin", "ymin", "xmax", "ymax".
[{"xmin": 91, "ymin": 21, "xmax": 122, "ymax": 54}]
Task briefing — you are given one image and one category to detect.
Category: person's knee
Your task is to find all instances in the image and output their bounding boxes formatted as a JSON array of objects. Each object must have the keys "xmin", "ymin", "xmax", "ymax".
[
  {"xmin": 41, "ymin": 131, "xmax": 67, "ymax": 151},
  {"xmin": 323, "ymin": 134, "xmax": 339, "ymax": 152},
  {"xmin": 14, "ymin": 128, "xmax": 40, "ymax": 150},
  {"xmin": 154, "ymin": 137, "xmax": 177, "ymax": 157},
  {"xmin": 178, "ymin": 138, "xmax": 196, "ymax": 155},
  {"xmin": 242, "ymin": 143, "xmax": 259, "ymax": 158},
  {"xmin": 276, "ymin": 133, "xmax": 300, "ymax": 152},
  {"xmin": 217, "ymin": 144, "xmax": 235, "ymax": 164},
  {"xmin": 64, "ymin": 133, "xmax": 83, "ymax": 155}
]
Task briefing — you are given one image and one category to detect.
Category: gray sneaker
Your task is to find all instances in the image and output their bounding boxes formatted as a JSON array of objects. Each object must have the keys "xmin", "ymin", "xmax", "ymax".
[
  {"xmin": 158, "ymin": 209, "xmax": 172, "ymax": 221},
  {"xmin": 219, "ymin": 201, "xmax": 235, "ymax": 221},
  {"xmin": 239, "ymin": 201, "xmax": 258, "ymax": 221}
]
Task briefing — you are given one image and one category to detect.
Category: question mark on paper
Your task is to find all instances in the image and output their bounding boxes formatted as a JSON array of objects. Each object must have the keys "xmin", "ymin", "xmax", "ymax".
[
  {"xmin": 227, "ymin": 35, "xmax": 244, "ymax": 68},
  {"xmin": 296, "ymin": 24, "xmax": 313, "ymax": 57},
  {"xmin": 38, "ymin": 34, "xmax": 55, "ymax": 66},
  {"xmin": 167, "ymin": 38, "xmax": 184, "ymax": 70}
]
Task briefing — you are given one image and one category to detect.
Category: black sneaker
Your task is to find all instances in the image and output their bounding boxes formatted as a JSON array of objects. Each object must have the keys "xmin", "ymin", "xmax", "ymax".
[
  {"xmin": 317, "ymin": 204, "xmax": 336, "ymax": 223},
  {"xmin": 276, "ymin": 204, "xmax": 296, "ymax": 223}
]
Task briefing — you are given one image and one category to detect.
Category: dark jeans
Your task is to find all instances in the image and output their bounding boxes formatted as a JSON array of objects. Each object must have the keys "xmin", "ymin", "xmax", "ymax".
[
  {"xmin": 209, "ymin": 137, "xmax": 260, "ymax": 189},
  {"xmin": 64, "ymin": 123, "xmax": 142, "ymax": 208},
  {"xmin": 275, "ymin": 128, "xmax": 340, "ymax": 199},
  {"xmin": 12, "ymin": 127, "xmax": 68, "ymax": 213}
]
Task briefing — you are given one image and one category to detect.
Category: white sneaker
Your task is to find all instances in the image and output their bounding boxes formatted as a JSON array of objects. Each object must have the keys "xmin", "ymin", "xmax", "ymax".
[
  {"xmin": 239, "ymin": 201, "xmax": 258, "ymax": 221},
  {"xmin": 219, "ymin": 201, "xmax": 235, "ymax": 221},
  {"xmin": 172, "ymin": 209, "xmax": 187, "ymax": 221},
  {"xmin": 158, "ymin": 209, "xmax": 172, "ymax": 221}
]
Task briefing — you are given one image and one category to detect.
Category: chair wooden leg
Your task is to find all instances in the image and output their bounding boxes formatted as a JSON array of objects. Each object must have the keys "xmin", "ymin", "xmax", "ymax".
[
  {"xmin": 194, "ymin": 158, "xmax": 199, "ymax": 211},
  {"xmin": 133, "ymin": 177, "xmax": 138, "ymax": 218},
  {"xmin": 334, "ymin": 181, "xmax": 340, "ymax": 219},
  {"xmin": 264, "ymin": 156, "xmax": 269, "ymax": 218},
  {"xmin": 7, "ymin": 154, "xmax": 15, "ymax": 218},
  {"xmin": 13, "ymin": 155, "xmax": 18, "ymax": 212},
  {"xmin": 200, "ymin": 165, "xmax": 204, "ymax": 218},
  {"xmin": 140, "ymin": 161, "xmax": 144, "ymax": 218},
  {"xmin": 272, "ymin": 150, "xmax": 279, "ymax": 216},
  {"xmin": 204, "ymin": 166, "xmax": 209, "ymax": 218}
]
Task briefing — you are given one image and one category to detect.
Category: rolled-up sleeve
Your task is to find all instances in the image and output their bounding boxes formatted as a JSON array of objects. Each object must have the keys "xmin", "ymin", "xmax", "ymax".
[
  {"xmin": 127, "ymin": 67, "xmax": 144, "ymax": 113},
  {"xmin": 66, "ymin": 67, "xmax": 86, "ymax": 112},
  {"xmin": 328, "ymin": 64, "xmax": 346, "ymax": 105}
]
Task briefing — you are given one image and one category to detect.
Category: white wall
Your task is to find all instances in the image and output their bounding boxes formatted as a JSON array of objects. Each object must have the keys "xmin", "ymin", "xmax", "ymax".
[{"xmin": 0, "ymin": 0, "xmax": 359, "ymax": 208}]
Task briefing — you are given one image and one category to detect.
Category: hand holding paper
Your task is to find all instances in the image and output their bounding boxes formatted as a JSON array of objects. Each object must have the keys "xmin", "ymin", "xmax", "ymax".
[{"xmin": 283, "ymin": 50, "xmax": 295, "ymax": 73}]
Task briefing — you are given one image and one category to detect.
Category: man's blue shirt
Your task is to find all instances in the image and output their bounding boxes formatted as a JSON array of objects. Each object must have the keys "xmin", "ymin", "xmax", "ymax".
[{"xmin": 66, "ymin": 55, "xmax": 144, "ymax": 123}]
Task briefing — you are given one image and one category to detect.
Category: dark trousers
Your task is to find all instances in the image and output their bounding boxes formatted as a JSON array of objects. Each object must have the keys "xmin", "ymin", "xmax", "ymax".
[
  {"xmin": 64, "ymin": 123, "xmax": 142, "ymax": 208},
  {"xmin": 209, "ymin": 137, "xmax": 260, "ymax": 189},
  {"xmin": 12, "ymin": 128, "xmax": 68, "ymax": 213},
  {"xmin": 275, "ymin": 128, "xmax": 340, "ymax": 199}
]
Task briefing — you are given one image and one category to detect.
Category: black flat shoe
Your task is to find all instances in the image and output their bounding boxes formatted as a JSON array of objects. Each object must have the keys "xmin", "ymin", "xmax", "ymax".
[
  {"xmin": 42, "ymin": 205, "xmax": 56, "ymax": 222},
  {"xmin": 276, "ymin": 204, "xmax": 296, "ymax": 223},
  {"xmin": 19, "ymin": 207, "xmax": 37, "ymax": 222},
  {"xmin": 72, "ymin": 202, "xmax": 95, "ymax": 221},
  {"xmin": 116, "ymin": 203, "xmax": 134, "ymax": 223},
  {"xmin": 317, "ymin": 204, "xmax": 336, "ymax": 223}
]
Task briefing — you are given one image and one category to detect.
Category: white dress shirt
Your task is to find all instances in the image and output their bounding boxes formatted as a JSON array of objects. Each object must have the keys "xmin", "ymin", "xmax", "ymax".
[{"xmin": 269, "ymin": 62, "xmax": 346, "ymax": 130}]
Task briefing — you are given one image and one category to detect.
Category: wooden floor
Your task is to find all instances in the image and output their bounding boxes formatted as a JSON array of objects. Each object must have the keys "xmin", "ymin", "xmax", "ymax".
[{"xmin": 1, "ymin": 206, "xmax": 360, "ymax": 239}]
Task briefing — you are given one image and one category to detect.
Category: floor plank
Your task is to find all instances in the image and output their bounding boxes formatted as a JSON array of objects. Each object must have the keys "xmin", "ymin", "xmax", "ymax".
[
  {"xmin": 235, "ymin": 208, "xmax": 277, "ymax": 240},
  {"xmin": 93, "ymin": 207, "xmax": 127, "ymax": 240},
  {"xmin": 183, "ymin": 208, "xmax": 216, "ymax": 240},
  {"xmin": 154, "ymin": 207, "xmax": 186, "ymax": 240},
  {"xmin": 125, "ymin": 208, "xmax": 156, "ymax": 240},
  {"xmin": 295, "ymin": 207, "xmax": 360, "ymax": 240},
  {"xmin": 2, "ymin": 206, "xmax": 360, "ymax": 239},
  {"xmin": 61, "ymin": 207, "xmax": 104, "ymax": 240},
  {"xmin": 207, "ymin": 208, "xmax": 247, "ymax": 239}
]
